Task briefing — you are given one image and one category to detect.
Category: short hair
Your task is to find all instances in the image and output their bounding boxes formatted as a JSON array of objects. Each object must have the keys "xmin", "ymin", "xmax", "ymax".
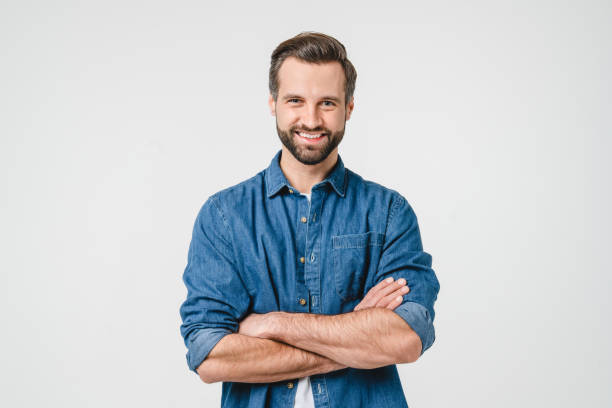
[{"xmin": 269, "ymin": 32, "xmax": 357, "ymax": 105}]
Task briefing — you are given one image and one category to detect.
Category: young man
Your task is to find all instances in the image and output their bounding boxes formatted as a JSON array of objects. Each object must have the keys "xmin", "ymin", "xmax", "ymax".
[{"xmin": 180, "ymin": 32, "xmax": 440, "ymax": 408}]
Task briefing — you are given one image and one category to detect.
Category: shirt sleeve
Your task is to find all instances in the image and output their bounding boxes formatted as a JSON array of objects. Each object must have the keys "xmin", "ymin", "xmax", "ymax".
[
  {"xmin": 179, "ymin": 194, "xmax": 251, "ymax": 373},
  {"xmin": 373, "ymin": 193, "xmax": 440, "ymax": 355}
]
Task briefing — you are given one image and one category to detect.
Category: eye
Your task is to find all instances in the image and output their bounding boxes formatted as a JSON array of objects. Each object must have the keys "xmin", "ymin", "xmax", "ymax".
[
  {"xmin": 322, "ymin": 100, "xmax": 336, "ymax": 107},
  {"xmin": 288, "ymin": 98, "xmax": 300, "ymax": 103}
]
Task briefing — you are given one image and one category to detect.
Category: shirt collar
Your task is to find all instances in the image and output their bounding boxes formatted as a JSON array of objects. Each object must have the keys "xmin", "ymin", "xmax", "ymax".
[{"xmin": 265, "ymin": 149, "xmax": 347, "ymax": 198}]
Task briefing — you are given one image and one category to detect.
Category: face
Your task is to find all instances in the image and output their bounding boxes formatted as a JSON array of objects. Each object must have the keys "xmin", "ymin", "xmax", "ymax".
[{"xmin": 269, "ymin": 57, "xmax": 354, "ymax": 165}]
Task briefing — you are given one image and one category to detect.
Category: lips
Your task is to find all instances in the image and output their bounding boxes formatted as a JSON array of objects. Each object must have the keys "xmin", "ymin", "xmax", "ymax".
[{"xmin": 294, "ymin": 130, "xmax": 327, "ymax": 142}]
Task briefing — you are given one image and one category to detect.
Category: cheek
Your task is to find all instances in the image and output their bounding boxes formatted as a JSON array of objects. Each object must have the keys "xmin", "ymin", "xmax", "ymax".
[
  {"xmin": 326, "ymin": 112, "xmax": 345, "ymax": 129},
  {"xmin": 277, "ymin": 110, "xmax": 299, "ymax": 128}
]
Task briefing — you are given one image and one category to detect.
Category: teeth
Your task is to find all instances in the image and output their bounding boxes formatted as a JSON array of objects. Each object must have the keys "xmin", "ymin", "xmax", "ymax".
[{"xmin": 298, "ymin": 132, "xmax": 323, "ymax": 139}]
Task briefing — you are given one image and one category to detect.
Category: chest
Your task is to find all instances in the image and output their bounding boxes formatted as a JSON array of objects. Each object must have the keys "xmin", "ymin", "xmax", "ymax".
[{"xmin": 228, "ymin": 191, "xmax": 388, "ymax": 315}]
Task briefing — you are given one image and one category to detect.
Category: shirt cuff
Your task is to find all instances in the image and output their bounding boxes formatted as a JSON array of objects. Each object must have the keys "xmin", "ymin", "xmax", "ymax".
[
  {"xmin": 392, "ymin": 302, "xmax": 436, "ymax": 355},
  {"xmin": 185, "ymin": 328, "xmax": 232, "ymax": 373}
]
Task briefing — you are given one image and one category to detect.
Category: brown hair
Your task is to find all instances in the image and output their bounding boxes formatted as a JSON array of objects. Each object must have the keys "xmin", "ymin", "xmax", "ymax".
[{"xmin": 269, "ymin": 32, "xmax": 357, "ymax": 105}]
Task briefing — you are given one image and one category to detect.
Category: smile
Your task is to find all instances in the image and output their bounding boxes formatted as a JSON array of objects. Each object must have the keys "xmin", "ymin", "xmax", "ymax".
[{"xmin": 295, "ymin": 131, "xmax": 326, "ymax": 141}]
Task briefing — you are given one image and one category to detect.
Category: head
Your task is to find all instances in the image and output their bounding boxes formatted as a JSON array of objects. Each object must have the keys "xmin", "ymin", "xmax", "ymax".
[{"xmin": 268, "ymin": 32, "xmax": 356, "ymax": 165}]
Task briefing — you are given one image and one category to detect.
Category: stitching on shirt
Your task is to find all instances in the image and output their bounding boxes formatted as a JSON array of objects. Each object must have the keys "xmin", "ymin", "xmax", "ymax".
[
  {"xmin": 209, "ymin": 194, "xmax": 232, "ymax": 247},
  {"xmin": 386, "ymin": 193, "xmax": 405, "ymax": 232}
]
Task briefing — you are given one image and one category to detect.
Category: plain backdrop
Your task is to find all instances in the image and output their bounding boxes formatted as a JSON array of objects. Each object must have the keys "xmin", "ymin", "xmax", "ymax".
[{"xmin": 1, "ymin": 1, "xmax": 610, "ymax": 407}]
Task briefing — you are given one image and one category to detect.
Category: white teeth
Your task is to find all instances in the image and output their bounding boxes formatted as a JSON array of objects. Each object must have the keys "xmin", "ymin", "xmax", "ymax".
[{"xmin": 298, "ymin": 132, "xmax": 323, "ymax": 139}]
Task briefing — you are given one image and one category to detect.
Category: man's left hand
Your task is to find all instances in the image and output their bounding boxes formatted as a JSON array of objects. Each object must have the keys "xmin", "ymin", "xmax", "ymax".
[{"xmin": 354, "ymin": 277, "xmax": 409, "ymax": 311}]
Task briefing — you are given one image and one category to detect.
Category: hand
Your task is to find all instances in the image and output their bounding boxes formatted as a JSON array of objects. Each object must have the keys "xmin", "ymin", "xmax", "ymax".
[
  {"xmin": 353, "ymin": 277, "xmax": 409, "ymax": 312},
  {"xmin": 238, "ymin": 312, "xmax": 276, "ymax": 339}
]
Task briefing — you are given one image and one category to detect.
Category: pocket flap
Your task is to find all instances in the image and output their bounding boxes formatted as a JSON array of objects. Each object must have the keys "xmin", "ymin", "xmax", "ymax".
[{"xmin": 332, "ymin": 231, "xmax": 385, "ymax": 249}]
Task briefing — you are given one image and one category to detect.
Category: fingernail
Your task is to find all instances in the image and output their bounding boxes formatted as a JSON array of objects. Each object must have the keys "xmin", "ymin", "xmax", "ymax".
[
  {"xmin": 385, "ymin": 277, "xmax": 394, "ymax": 283},
  {"xmin": 397, "ymin": 278, "xmax": 406, "ymax": 285},
  {"xmin": 401, "ymin": 286, "xmax": 409, "ymax": 293},
  {"xmin": 396, "ymin": 296, "xmax": 403, "ymax": 302}
]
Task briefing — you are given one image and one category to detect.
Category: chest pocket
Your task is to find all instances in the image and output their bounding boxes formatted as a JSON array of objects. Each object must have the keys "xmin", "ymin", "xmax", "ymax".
[{"xmin": 332, "ymin": 231, "xmax": 385, "ymax": 301}]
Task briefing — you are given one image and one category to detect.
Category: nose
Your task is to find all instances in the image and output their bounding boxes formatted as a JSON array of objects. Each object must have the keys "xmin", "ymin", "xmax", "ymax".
[{"xmin": 301, "ymin": 103, "xmax": 323, "ymax": 130}]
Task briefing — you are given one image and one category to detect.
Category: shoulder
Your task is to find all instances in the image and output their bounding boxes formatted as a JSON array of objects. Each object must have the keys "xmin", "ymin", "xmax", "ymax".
[
  {"xmin": 346, "ymin": 167, "xmax": 412, "ymax": 214},
  {"xmin": 344, "ymin": 167, "xmax": 420, "ymax": 236},
  {"xmin": 199, "ymin": 169, "xmax": 266, "ymax": 220},
  {"xmin": 213, "ymin": 170, "xmax": 265, "ymax": 202}
]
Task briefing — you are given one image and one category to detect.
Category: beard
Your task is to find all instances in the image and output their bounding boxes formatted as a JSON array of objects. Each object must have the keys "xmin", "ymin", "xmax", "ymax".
[{"xmin": 276, "ymin": 120, "xmax": 345, "ymax": 165}]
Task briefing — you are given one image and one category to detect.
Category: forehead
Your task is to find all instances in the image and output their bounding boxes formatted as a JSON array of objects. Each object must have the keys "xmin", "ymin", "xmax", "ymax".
[{"xmin": 277, "ymin": 56, "xmax": 345, "ymax": 99}]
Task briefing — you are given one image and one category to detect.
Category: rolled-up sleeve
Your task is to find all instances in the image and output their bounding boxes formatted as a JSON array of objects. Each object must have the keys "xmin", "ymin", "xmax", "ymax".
[
  {"xmin": 373, "ymin": 193, "xmax": 440, "ymax": 355},
  {"xmin": 179, "ymin": 194, "xmax": 251, "ymax": 373}
]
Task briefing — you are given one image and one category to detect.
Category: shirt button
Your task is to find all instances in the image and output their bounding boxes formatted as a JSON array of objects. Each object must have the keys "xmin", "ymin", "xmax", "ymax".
[
  {"xmin": 287, "ymin": 382, "xmax": 294, "ymax": 389},
  {"xmin": 299, "ymin": 298, "xmax": 306, "ymax": 306},
  {"xmin": 310, "ymin": 253, "xmax": 315, "ymax": 262},
  {"xmin": 288, "ymin": 189, "xmax": 294, "ymax": 194},
  {"xmin": 300, "ymin": 216, "xmax": 307, "ymax": 223},
  {"xmin": 299, "ymin": 256, "xmax": 305, "ymax": 264}
]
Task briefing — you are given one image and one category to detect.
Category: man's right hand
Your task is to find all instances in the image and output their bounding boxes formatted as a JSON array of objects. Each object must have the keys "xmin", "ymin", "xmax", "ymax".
[{"xmin": 353, "ymin": 277, "xmax": 409, "ymax": 311}]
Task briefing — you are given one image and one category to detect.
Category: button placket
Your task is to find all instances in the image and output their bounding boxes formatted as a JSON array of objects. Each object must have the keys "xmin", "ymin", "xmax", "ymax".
[{"xmin": 303, "ymin": 188, "xmax": 326, "ymax": 315}]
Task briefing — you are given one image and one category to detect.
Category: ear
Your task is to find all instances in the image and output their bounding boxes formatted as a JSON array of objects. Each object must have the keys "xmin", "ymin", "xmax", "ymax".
[
  {"xmin": 345, "ymin": 96, "xmax": 355, "ymax": 121},
  {"xmin": 268, "ymin": 94, "xmax": 276, "ymax": 116}
]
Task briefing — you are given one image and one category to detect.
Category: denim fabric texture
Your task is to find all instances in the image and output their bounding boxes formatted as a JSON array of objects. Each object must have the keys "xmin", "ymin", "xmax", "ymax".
[{"xmin": 179, "ymin": 150, "xmax": 440, "ymax": 408}]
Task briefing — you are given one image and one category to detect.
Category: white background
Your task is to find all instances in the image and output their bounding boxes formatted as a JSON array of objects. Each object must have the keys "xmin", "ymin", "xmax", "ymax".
[{"xmin": 1, "ymin": 1, "xmax": 610, "ymax": 406}]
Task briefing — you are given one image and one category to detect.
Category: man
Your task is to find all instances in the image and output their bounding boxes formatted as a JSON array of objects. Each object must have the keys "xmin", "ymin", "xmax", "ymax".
[{"xmin": 180, "ymin": 32, "xmax": 440, "ymax": 408}]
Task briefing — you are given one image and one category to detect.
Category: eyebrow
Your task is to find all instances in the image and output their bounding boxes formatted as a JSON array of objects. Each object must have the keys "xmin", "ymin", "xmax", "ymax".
[{"xmin": 282, "ymin": 94, "xmax": 342, "ymax": 103}]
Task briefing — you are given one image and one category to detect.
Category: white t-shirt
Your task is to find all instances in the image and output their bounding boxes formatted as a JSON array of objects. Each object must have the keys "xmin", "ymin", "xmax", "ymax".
[{"xmin": 295, "ymin": 192, "xmax": 315, "ymax": 408}]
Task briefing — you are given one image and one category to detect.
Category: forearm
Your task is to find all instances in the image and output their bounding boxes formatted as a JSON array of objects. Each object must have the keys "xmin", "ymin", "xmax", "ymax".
[
  {"xmin": 196, "ymin": 333, "xmax": 346, "ymax": 384},
  {"xmin": 267, "ymin": 308, "xmax": 421, "ymax": 369}
]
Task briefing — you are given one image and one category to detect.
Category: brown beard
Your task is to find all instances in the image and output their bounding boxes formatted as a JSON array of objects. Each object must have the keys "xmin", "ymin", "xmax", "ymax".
[{"xmin": 276, "ymin": 121, "xmax": 345, "ymax": 165}]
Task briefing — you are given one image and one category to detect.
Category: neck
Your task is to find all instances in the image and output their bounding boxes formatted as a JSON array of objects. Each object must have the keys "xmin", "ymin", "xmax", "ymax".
[{"xmin": 279, "ymin": 146, "xmax": 338, "ymax": 195}]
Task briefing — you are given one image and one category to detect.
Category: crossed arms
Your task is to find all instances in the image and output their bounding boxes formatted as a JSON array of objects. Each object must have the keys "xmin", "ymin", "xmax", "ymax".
[
  {"xmin": 180, "ymin": 194, "xmax": 440, "ymax": 384},
  {"xmin": 197, "ymin": 278, "xmax": 420, "ymax": 384}
]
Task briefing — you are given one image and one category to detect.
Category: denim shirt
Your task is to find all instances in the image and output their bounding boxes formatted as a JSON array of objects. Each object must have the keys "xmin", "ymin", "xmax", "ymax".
[{"xmin": 179, "ymin": 150, "xmax": 440, "ymax": 408}]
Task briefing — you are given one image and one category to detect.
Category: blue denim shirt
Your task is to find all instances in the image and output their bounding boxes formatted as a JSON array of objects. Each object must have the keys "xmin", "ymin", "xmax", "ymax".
[{"xmin": 180, "ymin": 150, "xmax": 440, "ymax": 408}]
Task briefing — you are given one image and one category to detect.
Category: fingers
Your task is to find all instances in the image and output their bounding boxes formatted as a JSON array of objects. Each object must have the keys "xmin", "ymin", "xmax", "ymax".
[
  {"xmin": 385, "ymin": 295, "xmax": 404, "ymax": 310},
  {"xmin": 377, "ymin": 285, "xmax": 410, "ymax": 309},
  {"xmin": 355, "ymin": 277, "xmax": 394, "ymax": 311},
  {"xmin": 372, "ymin": 278, "xmax": 407, "ymax": 304},
  {"xmin": 362, "ymin": 277, "xmax": 394, "ymax": 303},
  {"xmin": 365, "ymin": 278, "xmax": 407, "ymax": 309},
  {"xmin": 354, "ymin": 277, "xmax": 410, "ymax": 311}
]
